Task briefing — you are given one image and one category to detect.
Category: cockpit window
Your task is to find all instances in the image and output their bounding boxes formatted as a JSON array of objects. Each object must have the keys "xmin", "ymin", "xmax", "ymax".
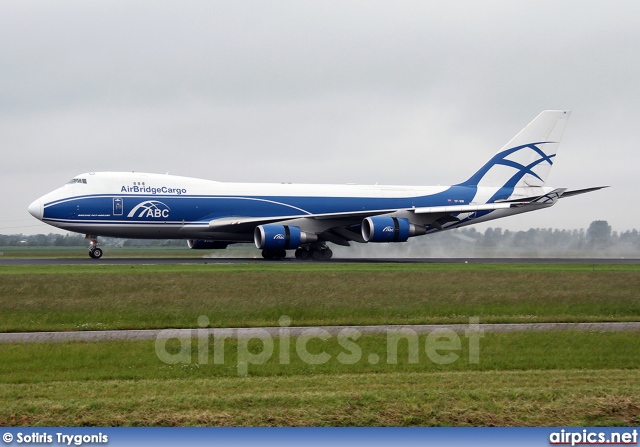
[{"xmin": 67, "ymin": 178, "xmax": 87, "ymax": 184}]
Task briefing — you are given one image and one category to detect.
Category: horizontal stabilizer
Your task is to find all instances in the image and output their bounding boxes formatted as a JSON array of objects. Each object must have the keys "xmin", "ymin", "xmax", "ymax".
[
  {"xmin": 414, "ymin": 188, "xmax": 568, "ymax": 216},
  {"xmin": 560, "ymin": 186, "xmax": 609, "ymax": 198},
  {"xmin": 412, "ymin": 201, "xmax": 543, "ymax": 215}
]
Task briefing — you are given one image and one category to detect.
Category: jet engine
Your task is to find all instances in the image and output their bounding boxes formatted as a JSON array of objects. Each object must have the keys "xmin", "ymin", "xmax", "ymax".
[
  {"xmin": 361, "ymin": 216, "xmax": 426, "ymax": 242},
  {"xmin": 254, "ymin": 224, "xmax": 317, "ymax": 250}
]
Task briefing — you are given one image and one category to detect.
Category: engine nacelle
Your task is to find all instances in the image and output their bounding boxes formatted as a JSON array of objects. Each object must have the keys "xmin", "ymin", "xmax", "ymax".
[
  {"xmin": 187, "ymin": 239, "xmax": 229, "ymax": 249},
  {"xmin": 254, "ymin": 225, "xmax": 317, "ymax": 250},
  {"xmin": 361, "ymin": 216, "xmax": 426, "ymax": 243}
]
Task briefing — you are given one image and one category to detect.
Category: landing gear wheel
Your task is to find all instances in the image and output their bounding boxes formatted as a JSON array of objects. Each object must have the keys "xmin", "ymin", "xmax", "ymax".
[
  {"xmin": 86, "ymin": 235, "xmax": 102, "ymax": 260},
  {"xmin": 295, "ymin": 248, "xmax": 309, "ymax": 260},
  {"xmin": 321, "ymin": 248, "xmax": 333, "ymax": 259},
  {"xmin": 262, "ymin": 249, "xmax": 286, "ymax": 260},
  {"xmin": 292, "ymin": 244, "xmax": 333, "ymax": 261},
  {"xmin": 89, "ymin": 247, "xmax": 103, "ymax": 259},
  {"xmin": 310, "ymin": 248, "xmax": 322, "ymax": 260},
  {"xmin": 304, "ymin": 243, "xmax": 332, "ymax": 261}
]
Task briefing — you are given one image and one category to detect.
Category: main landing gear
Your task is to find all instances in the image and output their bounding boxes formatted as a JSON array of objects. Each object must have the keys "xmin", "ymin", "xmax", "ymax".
[
  {"xmin": 261, "ymin": 244, "xmax": 333, "ymax": 261},
  {"xmin": 261, "ymin": 249, "xmax": 286, "ymax": 260},
  {"xmin": 261, "ymin": 244, "xmax": 333, "ymax": 260},
  {"xmin": 295, "ymin": 245, "xmax": 333, "ymax": 260},
  {"xmin": 87, "ymin": 235, "xmax": 103, "ymax": 259}
]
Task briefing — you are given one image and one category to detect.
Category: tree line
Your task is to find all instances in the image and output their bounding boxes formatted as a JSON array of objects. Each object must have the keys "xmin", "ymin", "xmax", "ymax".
[
  {"xmin": 414, "ymin": 220, "xmax": 640, "ymax": 257},
  {"xmin": 2, "ymin": 221, "xmax": 639, "ymax": 256},
  {"xmin": 0, "ymin": 233, "xmax": 184, "ymax": 247}
]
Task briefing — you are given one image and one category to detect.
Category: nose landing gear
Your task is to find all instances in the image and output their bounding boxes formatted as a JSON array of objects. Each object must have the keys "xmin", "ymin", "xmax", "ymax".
[{"xmin": 87, "ymin": 235, "xmax": 103, "ymax": 259}]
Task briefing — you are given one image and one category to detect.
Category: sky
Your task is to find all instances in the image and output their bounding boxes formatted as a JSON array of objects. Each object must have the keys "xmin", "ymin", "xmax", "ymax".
[{"xmin": 1, "ymin": 0, "xmax": 639, "ymax": 236}]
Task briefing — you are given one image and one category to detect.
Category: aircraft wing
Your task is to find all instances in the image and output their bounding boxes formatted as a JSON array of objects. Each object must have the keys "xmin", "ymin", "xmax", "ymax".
[
  {"xmin": 207, "ymin": 208, "xmax": 396, "ymax": 232},
  {"xmin": 204, "ymin": 188, "xmax": 573, "ymax": 245},
  {"xmin": 205, "ymin": 209, "xmax": 399, "ymax": 245}
]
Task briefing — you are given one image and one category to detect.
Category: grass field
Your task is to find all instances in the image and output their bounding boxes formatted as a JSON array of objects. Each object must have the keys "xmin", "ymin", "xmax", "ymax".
[
  {"xmin": 1, "ymin": 370, "xmax": 638, "ymax": 426},
  {"xmin": 0, "ymin": 263, "xmax": 638, "ymax": 331},
  {"xmin": 0, "ymin": 332, "xmax": 639, "ymax": 426},
  {"xmin": 0, "ymin": 263, "xmax": 638, "ymax": 426}
]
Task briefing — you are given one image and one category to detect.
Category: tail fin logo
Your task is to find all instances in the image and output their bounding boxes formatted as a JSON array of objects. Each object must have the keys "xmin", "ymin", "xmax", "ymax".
[
  {"xmin": 462, "ymin": 142, "xmax": 556, "ymax": 188},
  {"xmin": 460, "ymin": 110, "xmax": 569, "ymax": 189},
  {"xmin": 127, "ymin": 200, "xmax": 171, "ymax": 218}
]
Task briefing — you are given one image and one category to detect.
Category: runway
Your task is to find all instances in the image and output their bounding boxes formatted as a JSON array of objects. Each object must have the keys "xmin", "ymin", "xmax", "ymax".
[
  {"xmin": 1, "ymin": 322, "xmax": 639, "ymax": 343},
  {"xmin": 1, "ymin": 257, "xmax": 639, "ymax": 265}
]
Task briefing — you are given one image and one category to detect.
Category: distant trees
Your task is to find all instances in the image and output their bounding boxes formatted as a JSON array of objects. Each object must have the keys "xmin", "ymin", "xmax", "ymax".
[
  {"xmin": 0, "ymin": 233, "xmax": 89, "ymax": 247},
  {"xmin": 619, "ymin": 229, "xmax": 640, "ymax": 246},
  {"xmin": 0, "ymin": 233, "xmax": 187, "ymax": 248},
  {"xmin": 1, "ymin": 221, "xmax": 639, "ymax": 256},
  {"xmin": 0, "ymin": 233, "xmax": 85, "ymax": 247},
  {"xmin": 476, "ymin": 221, "xmax": 639, "ymax": 255},
  {"xmin": 586, "ymin": 220, "xmax": 612, "ymax": 247},
  {"xmin": 406, "ymin": 220, "xmax": 640, "ymax": 257}
]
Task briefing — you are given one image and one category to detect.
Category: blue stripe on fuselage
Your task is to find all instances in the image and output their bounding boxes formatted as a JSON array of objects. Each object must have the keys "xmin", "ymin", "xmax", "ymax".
[{"xmin": 42, "ymin": 185, "xmax": 483, "ymax": 224}]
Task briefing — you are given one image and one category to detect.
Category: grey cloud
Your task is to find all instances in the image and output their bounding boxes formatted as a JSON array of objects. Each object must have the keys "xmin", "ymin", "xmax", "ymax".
[{"xmin": 1, "ymin": 0, "xmax": 638, "ymax": 234}]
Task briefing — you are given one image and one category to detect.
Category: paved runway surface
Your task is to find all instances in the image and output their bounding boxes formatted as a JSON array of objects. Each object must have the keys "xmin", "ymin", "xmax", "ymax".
[
  {"xmin": 1, "ymin": 257, "xmax": 639, "ymax": 265},
  {"xmin": 1, "ymin": 322, "xmax": 639, "ymax": 343}
]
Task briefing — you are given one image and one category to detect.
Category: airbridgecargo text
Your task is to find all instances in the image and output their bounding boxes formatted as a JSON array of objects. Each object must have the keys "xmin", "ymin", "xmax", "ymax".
[{"xmin": 120, "ymin": 185, "xmax": 187, "ymax": 195}]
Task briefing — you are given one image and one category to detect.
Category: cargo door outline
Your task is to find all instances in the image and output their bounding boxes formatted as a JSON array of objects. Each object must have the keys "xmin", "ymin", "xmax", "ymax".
[{"xmin": 113, "ymin": 198, "xmax": 124, "ymax": 216}]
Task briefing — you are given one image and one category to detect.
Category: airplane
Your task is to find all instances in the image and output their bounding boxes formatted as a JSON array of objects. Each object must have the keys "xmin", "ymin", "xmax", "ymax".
[{"xmin": 27, "ymin": 110, "xmax": 605, "ymax": 260}]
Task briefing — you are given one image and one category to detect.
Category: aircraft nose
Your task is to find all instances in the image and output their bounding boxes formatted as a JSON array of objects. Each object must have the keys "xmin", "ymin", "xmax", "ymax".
[{"xmin": 28, "ymin": 198, "xmax": 43, "ymax": 220}]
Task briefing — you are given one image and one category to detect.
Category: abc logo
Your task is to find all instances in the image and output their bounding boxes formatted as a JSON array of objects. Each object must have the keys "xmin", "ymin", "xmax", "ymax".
[{"xmin": 127, "ymin": 201, "xmax": 171, "ymax": 218}]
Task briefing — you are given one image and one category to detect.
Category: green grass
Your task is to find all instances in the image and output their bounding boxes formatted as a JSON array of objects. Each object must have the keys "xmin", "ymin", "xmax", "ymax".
[
  {"xmin": 0, "ymin": 332, "xmax": 639, "ymax": 426},
  {"xmin": 1, "ymin": 370, "xmax": 638, "ymax": 426},
  {"xmin": 1, "ymin": 264, "xmax": 638, "ymax": 331},
  {"xmin": 1, "ymin": 332, "xmax": 639, "ymax": 382},
  {"xmin": 1, "ymin": 263, "xmax": 638, "ymax": 426},
  {"xmin": 2, "ymin": 262, "xmax": 639, "ymax": 274}
]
